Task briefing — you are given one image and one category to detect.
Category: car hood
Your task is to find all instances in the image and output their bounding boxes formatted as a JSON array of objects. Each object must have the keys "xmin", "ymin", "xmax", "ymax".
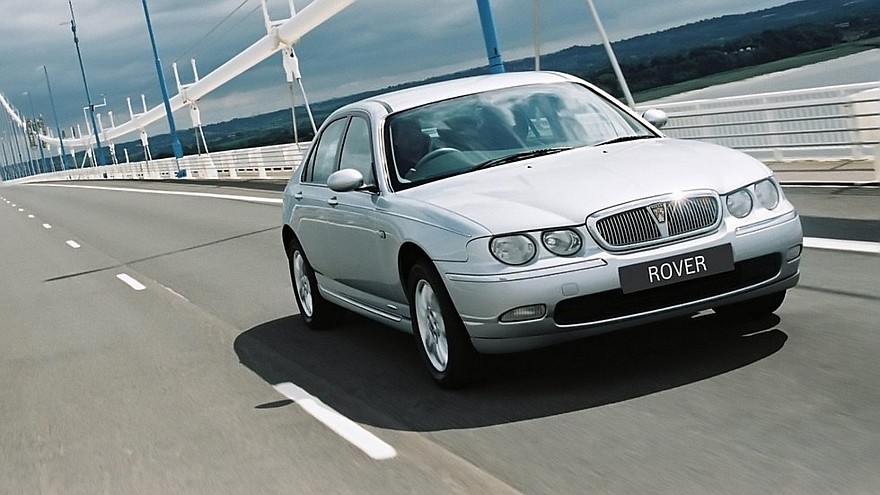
[{"xmin": 401, "ymin": 138, "xmax": 772, "ymax": 234}]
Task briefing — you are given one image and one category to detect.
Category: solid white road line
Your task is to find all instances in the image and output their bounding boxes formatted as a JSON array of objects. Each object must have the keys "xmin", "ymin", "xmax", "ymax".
[
  {"xmin": 804, "ymin": 237, "xmax": 880, "ymax": 255},
  {"xmin": 30, "ymin": 183, "xmax": 877, "ymax": 255},
  {"xmin": 273, "ymin": 382, "xmax": 397, "ymax": 460},
  {"xmin": 782, "ymin": 183, "xmax": 879, "ymax": 189},
  {"xmin": 37, "ymin": 183, "xmax": 283, "ymax": 205},
  {"xmin": 66, "ymin": 240, "xmax": 81, "ymax": 249},
  {"xmin": 116, "ymin": 273, "xmax": 147, "ymax": 291}
]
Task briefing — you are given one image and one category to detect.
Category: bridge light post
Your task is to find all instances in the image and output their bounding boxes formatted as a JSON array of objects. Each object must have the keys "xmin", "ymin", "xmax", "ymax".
[
  {"xmin": 141, "ymin": 0, "xmax": 184, "ymax": 176},
  {"xmin": 67, "ymin": 0, "xmax": 106, "ymax": 167},
  {"xmin": 44, "ymin": 65, "xmax": 69, "ymax": 171},
  {"xmin": 533, "ymin": 0, "xmax": 541, "ymax": 71}
]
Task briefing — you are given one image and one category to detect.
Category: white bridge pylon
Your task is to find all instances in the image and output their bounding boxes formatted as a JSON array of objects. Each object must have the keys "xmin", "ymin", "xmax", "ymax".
[{"xmin": 1, "ymin": 0, "xmax": 355, "ymax": 151}]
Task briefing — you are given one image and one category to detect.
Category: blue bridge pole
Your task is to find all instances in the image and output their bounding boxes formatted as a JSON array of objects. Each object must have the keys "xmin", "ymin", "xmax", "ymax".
[
  {"xmin": 476, "ymin": 0, "xmax": 505, "ymax": 74},
  {"xmin": 141, "ymin": 0, "xmax": 185, "ymax": 176}
]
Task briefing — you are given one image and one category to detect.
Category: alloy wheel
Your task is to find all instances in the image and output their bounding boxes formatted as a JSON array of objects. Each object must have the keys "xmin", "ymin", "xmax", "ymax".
[{"xmin": 414, "ymin": 279, "xmax": 449, "ymax": 372}]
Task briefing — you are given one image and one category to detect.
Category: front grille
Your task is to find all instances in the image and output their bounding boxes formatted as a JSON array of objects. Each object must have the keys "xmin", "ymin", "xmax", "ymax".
[
  {"xmin": 592, "ymin": 195, "xmax": 720, "ymax": 250},
  {"xmin": 553, "ymin": 253, "xmax": 781, "ymax": 326},
  {"xmin": 667, "ymin": 196, "xmax": 718, "ymax": 236},
  {"xmin": 596, "ymin": 207, "xmax": 660, "ymax": 246}
]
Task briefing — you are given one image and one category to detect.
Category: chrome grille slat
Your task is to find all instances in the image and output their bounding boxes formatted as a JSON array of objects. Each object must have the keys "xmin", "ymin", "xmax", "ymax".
[
  {"xmin": 592, "ymin": 194, "xmax": 720, "ymax": 250},
  {"xmin": 597, "ymin": 207, "xmax": 660, "ymax": 246}
]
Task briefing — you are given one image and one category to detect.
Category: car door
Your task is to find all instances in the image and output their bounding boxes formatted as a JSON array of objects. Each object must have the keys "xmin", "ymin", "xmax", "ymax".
[
  {"xmin": 319, "ymin": 115, "xmax": 404, "ymax": 310},
  {"xmin": 292, "ymin": 117, "xmax": 348, "ymax": 277},
  {"xmin": 294, "ymin": 115, "xmax": 400, "ymax": 310}
]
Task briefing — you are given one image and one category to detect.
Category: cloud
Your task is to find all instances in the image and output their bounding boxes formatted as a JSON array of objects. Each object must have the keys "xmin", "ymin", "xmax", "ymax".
[{"xmin": 0, "ymin": 0, "xmax": 792, "ymax": 138}]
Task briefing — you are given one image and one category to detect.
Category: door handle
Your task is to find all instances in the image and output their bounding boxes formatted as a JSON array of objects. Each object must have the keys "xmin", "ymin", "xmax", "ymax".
[
  {"xmin": 293, "ymin": 192, "xmax": 303, "ymax": 200},
  {"xmin": 328, "ymin": 197, "xmax": 338, "ymax": 206}
]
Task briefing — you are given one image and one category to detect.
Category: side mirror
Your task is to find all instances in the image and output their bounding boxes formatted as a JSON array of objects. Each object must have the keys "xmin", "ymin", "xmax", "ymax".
[
  {"xmin": 642, "ymin": 108, "xmax": 668, "ymax": 129},
  {"xmin": 327, "ymin": 168, "xmax": 365, "ymax": 192}
]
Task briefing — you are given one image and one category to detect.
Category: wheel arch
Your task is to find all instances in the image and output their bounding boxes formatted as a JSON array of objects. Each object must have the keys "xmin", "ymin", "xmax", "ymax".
[
  {"xmin": 398, "ymin": 242, "xmax": 431, "ymax": 299},
  {"xmin": 282, "ymin": 224, "xmax": 297, "ymax": 254}
]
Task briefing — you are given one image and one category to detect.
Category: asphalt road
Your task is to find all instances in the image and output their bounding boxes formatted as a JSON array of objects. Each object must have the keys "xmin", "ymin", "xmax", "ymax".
[{"xmin": 1, "ymin": 181, "xmax": 878, "ymax": 494}]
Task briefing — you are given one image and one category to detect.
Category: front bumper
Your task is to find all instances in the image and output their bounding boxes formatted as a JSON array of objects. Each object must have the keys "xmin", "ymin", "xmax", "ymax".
[{"xmin": 438, "ymin": 210, "xmax": 802, "ymax": 354}]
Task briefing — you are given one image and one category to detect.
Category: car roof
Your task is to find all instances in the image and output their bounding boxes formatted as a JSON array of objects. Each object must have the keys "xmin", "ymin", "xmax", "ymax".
[{"xmin": 355, "ymin": 71, "xmax": 584, "ymax": 114}]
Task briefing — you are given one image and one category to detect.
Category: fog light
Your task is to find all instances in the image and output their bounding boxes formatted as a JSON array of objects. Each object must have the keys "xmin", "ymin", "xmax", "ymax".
[
  {"xmin": 500, "ymin": 304, "xmax": 547, "ymax": 323},
  {"xmin": 786, "ymin": 244, "xmax": 802, "ymax": 261}
]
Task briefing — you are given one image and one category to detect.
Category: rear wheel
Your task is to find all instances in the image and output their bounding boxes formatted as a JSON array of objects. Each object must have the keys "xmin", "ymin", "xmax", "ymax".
[
  {"xmin": 408, "ymin": 260, "xmax": 478, "ymax": 388},
  {"xmin": 714, "ymin": 291, "xmax": 786, "ymax": 319},
  {"xmin": 287, "ymin": 238, "xmax": 334, "ymax": 329}
]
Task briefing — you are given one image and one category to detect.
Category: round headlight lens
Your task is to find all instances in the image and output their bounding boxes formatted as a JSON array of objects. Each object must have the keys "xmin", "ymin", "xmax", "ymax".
[
  {"xmin": 726, "ymin": 189, "xmax": 753, "ymax": 218},
  {"xmin": 755, "ymin": 179, "xmax": 779, "ymax": 210},
  {"xmin": 542, "ymin": 229, "xmax": 582, "ymax": 256},
  {"xmin": 490, "ymin": 235, "xmax": 536, "ymax": 265}
]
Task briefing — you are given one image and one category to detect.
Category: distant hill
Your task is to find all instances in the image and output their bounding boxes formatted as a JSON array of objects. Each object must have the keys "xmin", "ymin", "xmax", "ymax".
[{"xmin": 113, "ymin": 0, "xmax": 880, "ymax": 162}]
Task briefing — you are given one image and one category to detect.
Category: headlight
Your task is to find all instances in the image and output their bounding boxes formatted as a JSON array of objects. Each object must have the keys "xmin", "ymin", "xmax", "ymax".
[
  {"xmin": 542, "ymin": 229, "xmax": 582, "ymax": 256},
  {"xmin": 755, "ymin": 179, "xmax": 779, "ymax": 210},
  {"xmin": 490, "ymin": 235, "xmax": 536, "ymax": 265},
  {"xmin": 726, "ymin": 189, "xmax": 753, "ymax": 218}
]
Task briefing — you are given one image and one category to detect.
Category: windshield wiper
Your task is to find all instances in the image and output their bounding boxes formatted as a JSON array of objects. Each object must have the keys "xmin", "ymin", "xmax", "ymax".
[
  {"xmin": 593, "ymin": 135, "xmax": 656, "ymax": 147},
  {"xmin": 472, "ymin": 147, "xmax": 572, "ymax": 171}
]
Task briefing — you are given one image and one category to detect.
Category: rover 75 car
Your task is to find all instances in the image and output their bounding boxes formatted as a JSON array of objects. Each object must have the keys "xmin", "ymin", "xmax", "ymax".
[{"xmin": 281, "ymin": 71, "xmax": 802, "ymax": 387}]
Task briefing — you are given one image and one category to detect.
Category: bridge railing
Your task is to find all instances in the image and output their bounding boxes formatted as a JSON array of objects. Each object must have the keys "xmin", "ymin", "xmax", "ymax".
[
  {"xmin": 7, "ymin": 81, "xmax": 880, "ymax": 184},
  {"xmin": 639, "ymin": 82, "xmax": 880, "ymax": 167},
  {"xmin": 22, "ymin": 140, "xmax": 310, "ymax": 182}
]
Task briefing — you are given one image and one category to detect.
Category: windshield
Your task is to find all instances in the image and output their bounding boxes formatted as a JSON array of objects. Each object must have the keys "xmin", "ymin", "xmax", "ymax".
[{"xmin": 385, "ymin": 82, "xmax": 655, "ymax": 190}]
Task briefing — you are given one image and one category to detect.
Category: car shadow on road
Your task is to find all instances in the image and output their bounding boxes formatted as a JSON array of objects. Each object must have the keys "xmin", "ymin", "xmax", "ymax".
[{"xmin": 234, "ymin": 310, "xmax": 785, "ymax": 432}]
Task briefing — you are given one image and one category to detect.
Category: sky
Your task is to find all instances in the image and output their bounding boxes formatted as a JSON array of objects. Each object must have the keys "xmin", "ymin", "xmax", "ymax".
[{"xmin": 0, "ymin": 0, "xmax": 795, "ymax": 139}]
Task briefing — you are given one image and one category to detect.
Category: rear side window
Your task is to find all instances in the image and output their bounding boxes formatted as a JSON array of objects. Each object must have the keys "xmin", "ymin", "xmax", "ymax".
[{"xmin": 307, "ymin": 118, "xmax": 348, "ymax": 184}]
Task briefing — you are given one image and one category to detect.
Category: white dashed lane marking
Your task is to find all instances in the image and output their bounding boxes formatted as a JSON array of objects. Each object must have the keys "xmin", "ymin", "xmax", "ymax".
[
  {"xmin": 116, "ymin": 273, "xmax": 146, "ymax": 291},
  {"xmin": 66, "ymin": 240, "xmax": 81, "ymax": 249},
  {"xmin": 274, "ymin": 382, "xmax": 397, "ymax": 460},
  {"xmin": 37, "ymin": 183, "xmax": 283, "ymax": 205}
]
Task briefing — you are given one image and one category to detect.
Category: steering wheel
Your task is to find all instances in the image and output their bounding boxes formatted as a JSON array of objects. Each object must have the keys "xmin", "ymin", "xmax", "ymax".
[{"xmin": 413, "ymin": 147, "xmax": 461, "ymax": 170}]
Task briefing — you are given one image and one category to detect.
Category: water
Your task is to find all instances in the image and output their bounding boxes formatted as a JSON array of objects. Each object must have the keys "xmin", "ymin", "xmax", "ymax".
[{"xmin": 651, "ymin": 49, "xmax": 880, "ymax": 103}]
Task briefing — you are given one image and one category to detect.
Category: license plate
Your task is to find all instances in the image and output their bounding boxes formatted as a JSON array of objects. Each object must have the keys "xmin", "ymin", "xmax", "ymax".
[{"xmin": 619, "ymin": 244, "xmax": 734, "ymax": 294}]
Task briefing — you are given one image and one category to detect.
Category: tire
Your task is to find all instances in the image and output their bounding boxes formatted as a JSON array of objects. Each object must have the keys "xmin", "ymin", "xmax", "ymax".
[
  {"xmin": 286, "ymin": 238, "xmax": 334, "ymax": 329},
  {"xmin": 714, "ymin": 291, "xmax": 786, "ymax": 319},
  {"xmin": 407, "ymin": 259, "xmax": 478, "ymax": 388}
]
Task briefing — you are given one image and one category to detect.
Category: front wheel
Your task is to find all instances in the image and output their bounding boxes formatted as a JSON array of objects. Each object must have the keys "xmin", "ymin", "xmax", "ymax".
[
  {"xmin": 287, "ymin": 238, "xmax": 334, "ymax": 329},
  {"xmin": 714, "ymin": 291, "xmax": 786, "ymax": 319},
  {"xmin": 407, "ymin": 260, "xmax": 478, "ymax": 388}
]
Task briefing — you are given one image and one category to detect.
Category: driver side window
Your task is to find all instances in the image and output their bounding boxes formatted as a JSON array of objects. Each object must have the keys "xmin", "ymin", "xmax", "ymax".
[{"xmin": 338, "ymin": 116, "xmax": 375, "ymax": 186}]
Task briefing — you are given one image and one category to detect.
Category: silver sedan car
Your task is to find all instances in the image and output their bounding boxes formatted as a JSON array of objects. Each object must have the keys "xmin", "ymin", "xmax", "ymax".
[{"xmin": 281, "ymin": 71, "xmax": 802, "ymax": 387}]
